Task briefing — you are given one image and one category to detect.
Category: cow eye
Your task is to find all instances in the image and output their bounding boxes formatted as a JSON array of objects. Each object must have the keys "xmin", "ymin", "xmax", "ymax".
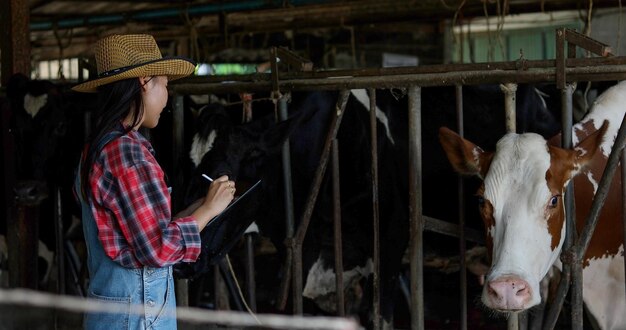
[
  {"xmin": 548, "ymin": 195, "xmax": 560, "ymax": 208},
  {"xmin": 477, "ymin": 196, "xmax": 485, "ymax": 207}
]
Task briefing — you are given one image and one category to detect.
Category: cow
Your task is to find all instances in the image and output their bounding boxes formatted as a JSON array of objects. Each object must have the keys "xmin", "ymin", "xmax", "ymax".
[
  {"xmin": 179, "ymin": 83, "xmax": 563, "ymax": 328},
  {"xmin": 3, "ymin": 73, "xmax": 92, "ymax": 293},
  {"xmin": 439, "ymin": 81, "xmax": 626, "ymax": 329}
]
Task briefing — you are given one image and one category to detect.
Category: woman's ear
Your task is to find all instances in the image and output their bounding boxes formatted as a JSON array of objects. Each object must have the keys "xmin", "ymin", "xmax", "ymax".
[{"xmin": 138, "ymin": 76, "xmax": 152, "ymax": 91}]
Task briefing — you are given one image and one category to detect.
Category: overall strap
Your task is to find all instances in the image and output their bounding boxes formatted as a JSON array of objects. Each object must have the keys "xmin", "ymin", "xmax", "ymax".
[{"xmin": 94, "ymin": 129, "xmax": 124, "ymax": 156}]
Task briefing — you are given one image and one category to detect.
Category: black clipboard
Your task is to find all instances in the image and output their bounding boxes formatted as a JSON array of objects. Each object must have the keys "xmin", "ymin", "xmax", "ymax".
[{"xmin": 174, "ymin": 180, "xmax": 262, "ymax": 278}]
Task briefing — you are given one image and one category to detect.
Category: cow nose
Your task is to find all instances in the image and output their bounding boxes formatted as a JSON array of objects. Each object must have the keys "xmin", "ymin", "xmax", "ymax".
[{"xmin": 486, "ymin": 276, "xmax": 531, "ymax": 310}]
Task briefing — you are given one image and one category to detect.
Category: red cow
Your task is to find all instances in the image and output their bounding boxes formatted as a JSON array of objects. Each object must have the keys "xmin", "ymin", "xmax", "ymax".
[{"xmin": 439, "ymin": 81, "xmax": 626, "ymax": 329}]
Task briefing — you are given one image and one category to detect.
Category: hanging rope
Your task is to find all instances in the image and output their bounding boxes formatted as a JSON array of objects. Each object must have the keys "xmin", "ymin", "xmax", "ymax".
[
  {"xmin": 452, "ymin": 0, "xmax": 467, "ymax": 62},
  {"xmin": 225, "ymin": 255, "xmax": 262, "ymax": 325},
  {"xmin": 495, "ymin": 0, "xmax": 508, "ymax": 60},
  {"xmin": 617, "ymin": 0, "xmax": 622, "ymax": 52},
  {"xmin": 483, "ymin": 0, "xmax": 494, "ymax": 62},
  {"xmin": 52, "ymin": 24, "xmax": 73, "ymax": 81}
]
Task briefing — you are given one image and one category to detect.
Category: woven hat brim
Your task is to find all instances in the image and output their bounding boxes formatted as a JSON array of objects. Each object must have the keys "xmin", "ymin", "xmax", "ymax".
[{"xmin": 72, "ymin": 58, "xmax": 195, "ymax": 93}]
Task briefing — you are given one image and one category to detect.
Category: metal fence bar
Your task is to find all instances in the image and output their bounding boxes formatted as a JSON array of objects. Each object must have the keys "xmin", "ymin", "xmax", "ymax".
[
  {"xmin": 369, "ymin": 88, "xmax": 381, "ymax": 330},
  {"xmin": 623, "ymin": 149, "xmax": 626, "ymax": 308},
  {"xmin": 180, "ymin": 56, "xmax": 626, "ymax": 85},
  {"xmin": 277, "ymin": 94, "xmax": 295, "ymax": 312},
  {"xmin": 502, "ymin": 82, "xmax": 519, "ymax": 330},
  {"xmin": 0, "ymin": 288, "xmax": 359, "ymax": 330},
  {"xmin": 331, "ymin": 139, "xmax": 345, "ymax": 317},
  {"xmin": 172, "ymin": 58, "xmax": 626, "ymax": 95},
  {"xmin": 408, "ymin": 85, "xmax": 423, "ymax": 330},
  {"xmin": 542, "ymin": 83, "xmax": 576, "ymax": 330},
  {"xmin": 455, "ymin": 84, "xmax": 467, "ymax": 330}
]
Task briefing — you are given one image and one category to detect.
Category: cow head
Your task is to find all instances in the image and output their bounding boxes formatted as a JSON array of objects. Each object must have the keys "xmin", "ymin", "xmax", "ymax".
[
  {"xmin": 184, "ymin": 101, "xmax": 306, "ymax": 205},
  {"xmin": 438, "ymin": 123, "xmax": 607, "ymax": 312}
]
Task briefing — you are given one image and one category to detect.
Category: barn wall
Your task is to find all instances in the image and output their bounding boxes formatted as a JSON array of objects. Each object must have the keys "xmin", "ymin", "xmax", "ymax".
[{"xmin": 591, "ymin": 9, "xmax": 626, "ymax": 56}]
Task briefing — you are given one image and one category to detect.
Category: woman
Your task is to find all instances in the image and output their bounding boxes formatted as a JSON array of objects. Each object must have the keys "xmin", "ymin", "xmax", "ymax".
[{"xmin": 73, "ymin": 34, "xmax": 234, "ymax": 329}]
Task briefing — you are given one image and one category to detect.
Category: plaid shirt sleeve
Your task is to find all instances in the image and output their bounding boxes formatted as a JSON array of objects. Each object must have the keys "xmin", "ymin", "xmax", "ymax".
[{"xmin": 91, "ymin": 133, "xmax": 201, "ymax": 268}]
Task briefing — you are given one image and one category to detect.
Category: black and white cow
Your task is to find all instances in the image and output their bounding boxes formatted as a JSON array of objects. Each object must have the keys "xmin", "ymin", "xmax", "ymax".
[
  {"xmin": 180, "ymin": 84, "xmax": 561, "ymax": 328},
  {"xmin": 3, "ymin": 73, "xmax": 92, "ymax": 291}
]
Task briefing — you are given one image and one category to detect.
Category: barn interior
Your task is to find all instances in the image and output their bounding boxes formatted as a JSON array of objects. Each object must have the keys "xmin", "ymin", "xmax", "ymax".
[{"xmin": 1, "ymin": 1, "xmax": 626, "ymax": 329}]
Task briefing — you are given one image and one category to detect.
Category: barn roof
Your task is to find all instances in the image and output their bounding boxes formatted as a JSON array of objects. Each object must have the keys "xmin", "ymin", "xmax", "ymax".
[{"xmin": 28, "ymin": 0, "xmax": 620, "ymax": 61}]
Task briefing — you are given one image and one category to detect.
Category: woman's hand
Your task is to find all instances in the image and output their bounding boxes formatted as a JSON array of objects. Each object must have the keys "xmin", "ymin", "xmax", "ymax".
[{"xmin": 191, "ymin": 175, "xmax": 236, "ymax": 230}]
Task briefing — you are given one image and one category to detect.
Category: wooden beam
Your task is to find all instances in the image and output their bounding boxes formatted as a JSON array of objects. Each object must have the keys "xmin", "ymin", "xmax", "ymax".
[{"xmin": 1, "ymin": 0, "xmax": 31, "ymax": 85}]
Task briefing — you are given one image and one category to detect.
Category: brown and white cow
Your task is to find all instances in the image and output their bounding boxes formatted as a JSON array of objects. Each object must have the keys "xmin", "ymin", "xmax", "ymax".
[{"xmin": 439, "ymin": 81, "xmax": 626, "ymax": 329}]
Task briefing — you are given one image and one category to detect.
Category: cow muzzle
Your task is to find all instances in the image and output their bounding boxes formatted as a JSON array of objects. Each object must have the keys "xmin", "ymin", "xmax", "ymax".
[{"xmin": 483, "ymin": 275, "xmax": 532, "ymax": 311}]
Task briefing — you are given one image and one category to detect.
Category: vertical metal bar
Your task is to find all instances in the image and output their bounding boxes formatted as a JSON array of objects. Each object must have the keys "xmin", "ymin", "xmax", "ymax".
[
  {"xmin": 172, "ymin": 94, "xmax": 184, "ymax": 206},
  {"xmin": 55, "ymin": 187, "xmax": 65, "ymax": 295},
  {"xmin": 556, "ymin": 29, "xmax": 566, "ymax": 90},
  {"xmin": 368, "ymin": 88, "xmax": 381, "ymax": 330},
  {"xmin": 277, "ymin": 249, "xmax": 292, "ymax": 311},
  {"xmin": 519, "ymin": 313, "xmax": 528, "ymax": 330},
  {"xmin": 331, "ymin": 139, "xmax": 345, "ymax": 317},
  {"xmin": 277, "ymin": 95, "xmax": 295, "ymax": 312},
  {"xmin": 563, "ymin": 84, "xmax": 584, "ymax": 330},
  {"xmin": 622, "ymin": 149, "xmax": 626, "ymax": 306},
  {"xmin": 280, "ymin": 96, "xmax": 296, "ymax": 242},
  {"xmin": 245, "ymin": 234, "xmax": 257, "ymax": 312},
  {"xmin": 171, "ymin": 94, "xmax": 188, "ymax": 307},
  {"xmin": 501, "ymin": 82, "xmax": 519, "ymax": 330},
  {"xmin": 408, "ymin": 85, "xmax": 424, "ymax": 330},
  {"xmin": 501, "ymin": 83, "xmax": 517, "ymax": 133},
  {"xmin": 293, "ymin": 244, "xmax": 302, "ymax": 315},
  {"xmin": 292, "ymin": 90, "xmax": 350, "ymax": 315},
  {"xmin": 543, "ymin": 83, "xmax": 576, "ymax": 330},
  {"xmin": 455, "ymin": 85, "xmax": 467, "ymax": 330}
]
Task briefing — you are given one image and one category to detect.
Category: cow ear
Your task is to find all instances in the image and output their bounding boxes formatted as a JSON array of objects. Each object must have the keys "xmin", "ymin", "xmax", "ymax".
[
  {"xmin": 261, "ymin": 116, "xmax": 300, "ymax": 153},
  {"xmin": 439, "ymin": 127, "xmax": 492, "ymax": 179},
  {"xmin": 571, "ymin": 120, "xmax": 609, "ymax": 174}
]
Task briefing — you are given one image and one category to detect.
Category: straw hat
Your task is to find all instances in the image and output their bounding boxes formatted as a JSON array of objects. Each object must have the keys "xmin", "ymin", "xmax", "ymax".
[{"xmin": 72, "ymin": 34, "xmax": 195, "ymax": 93}]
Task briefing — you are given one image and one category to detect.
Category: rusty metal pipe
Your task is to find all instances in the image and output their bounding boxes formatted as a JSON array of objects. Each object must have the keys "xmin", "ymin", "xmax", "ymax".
[
  {"xmin": 171, "ymin": 60, "xmax": 626, "ymax": 95},
  {"xmin": 331, "ymin": 139, "xmax": 345, "ymax": 317},
  {"xmin": 408, "ymin": 85, "xmax": 423, "ymax": 330},
  {"xmin": 622, "ymin": 149, "xmax": 626, "ymax": 306},
  {"xmin": 455, "ymin": 85, "xmax": 467, "ymax": 330},
  {"xmin": 245, "ymin": 234, "xmax": 257, "ymax": 312},
  {"xmin": 368, "ymin": 88, "xmax": 381, "ymax": 330}
]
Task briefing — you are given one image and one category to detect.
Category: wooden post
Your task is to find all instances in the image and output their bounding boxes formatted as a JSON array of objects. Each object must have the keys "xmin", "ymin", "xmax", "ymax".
[{"xmin": 0, "ymin": 0, "xmax": 31, "ymax": 86}]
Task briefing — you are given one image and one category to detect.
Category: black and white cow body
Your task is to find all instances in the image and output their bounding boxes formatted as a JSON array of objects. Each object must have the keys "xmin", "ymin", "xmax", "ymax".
[{"xmin": 3, "ymin": 74, "xmax": 93, "ymax": 290}]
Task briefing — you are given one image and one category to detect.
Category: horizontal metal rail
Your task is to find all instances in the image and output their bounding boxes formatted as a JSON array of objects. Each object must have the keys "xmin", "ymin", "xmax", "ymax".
[{"xmin": 172, "ymin": 60, "xmax": 626, "ymax": 95}]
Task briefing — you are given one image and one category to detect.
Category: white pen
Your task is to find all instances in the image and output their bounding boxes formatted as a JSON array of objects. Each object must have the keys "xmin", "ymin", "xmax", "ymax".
[{"xmin": 202, "ymin": 174, "xmax": 214, "ymax": 182}]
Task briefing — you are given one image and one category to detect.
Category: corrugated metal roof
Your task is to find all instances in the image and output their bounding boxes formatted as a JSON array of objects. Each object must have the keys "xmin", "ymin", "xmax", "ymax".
[{"xmin": 24, "ymin": 0, "xmax": 622, "ymax": 61}]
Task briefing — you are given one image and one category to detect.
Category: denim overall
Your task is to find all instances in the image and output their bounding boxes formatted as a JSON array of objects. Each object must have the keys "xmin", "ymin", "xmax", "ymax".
[{"xmin": 75, "ymin": 134, "xmax": 177, "ymax": 330}]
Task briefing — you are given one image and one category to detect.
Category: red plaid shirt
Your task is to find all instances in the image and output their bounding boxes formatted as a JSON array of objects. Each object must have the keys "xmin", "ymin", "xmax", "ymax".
[{"xmin": 88, "ymin": 129, "xmax": 201, "ymax": 268}]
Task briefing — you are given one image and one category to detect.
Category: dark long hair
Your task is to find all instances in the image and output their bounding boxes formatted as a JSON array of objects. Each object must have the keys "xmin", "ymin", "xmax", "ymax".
[{"xmin": 80, "ymin": 78, "xmax": 145, "ymax": 199}]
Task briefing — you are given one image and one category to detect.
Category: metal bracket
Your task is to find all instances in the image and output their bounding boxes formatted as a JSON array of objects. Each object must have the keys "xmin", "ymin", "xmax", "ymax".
[
  {"xmin": 556, "ymin": 28, "xmax": 613, "ymax": 89},
  {"xmin": 270, "ymin": 46, "xmax": 314, "ymax": 99}
]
